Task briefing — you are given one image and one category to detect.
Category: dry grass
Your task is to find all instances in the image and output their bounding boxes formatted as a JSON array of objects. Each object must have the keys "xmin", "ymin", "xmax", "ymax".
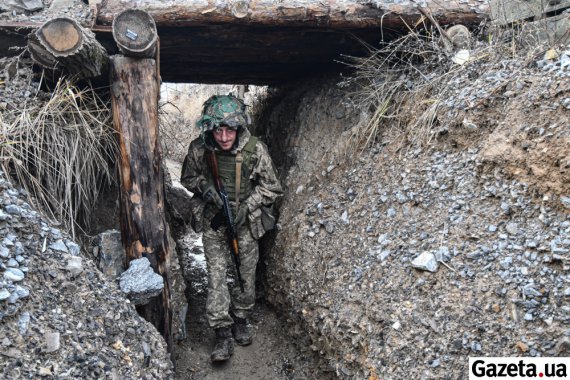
[
  {"xmin": 341, "ymin": 21, "xmax": 550, "ymax": 153},
  {"xmin": 0, "ymin": 78, "xmax": 117, "ymax": 238}
]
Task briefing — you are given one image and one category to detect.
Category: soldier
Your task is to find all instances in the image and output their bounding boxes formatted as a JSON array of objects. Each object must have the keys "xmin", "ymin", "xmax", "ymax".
[{"xmin": 181, "ymin": 95, "xmax": 283, "ymax": 362}]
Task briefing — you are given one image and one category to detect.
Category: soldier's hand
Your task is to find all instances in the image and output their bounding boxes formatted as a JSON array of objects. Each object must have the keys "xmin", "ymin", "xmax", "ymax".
[
  {"xmin": 202, "ymin": 184, "xmax": 223, "ymax": 209},
  {"xmin": 234, "ymin": 204, "xmax": 248, "ymax": 228}
]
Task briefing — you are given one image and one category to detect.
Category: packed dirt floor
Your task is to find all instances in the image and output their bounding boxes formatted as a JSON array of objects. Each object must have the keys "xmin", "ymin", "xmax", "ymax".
[{"xmin": 172, "ymin": 231, "xmax": 330, "ymax": 380}]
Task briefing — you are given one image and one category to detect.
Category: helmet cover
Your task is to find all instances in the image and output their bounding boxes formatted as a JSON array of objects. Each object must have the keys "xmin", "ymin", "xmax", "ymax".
[{"xmin": 196, "ymin": 95, "xmax": 249, "ymax": 132}]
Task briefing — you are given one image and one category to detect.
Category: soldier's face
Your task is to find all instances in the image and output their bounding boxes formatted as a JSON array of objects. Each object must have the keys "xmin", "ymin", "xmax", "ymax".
[{"xmin": 212, "ymin": 125, "xmax": 237, "ymax": 151}]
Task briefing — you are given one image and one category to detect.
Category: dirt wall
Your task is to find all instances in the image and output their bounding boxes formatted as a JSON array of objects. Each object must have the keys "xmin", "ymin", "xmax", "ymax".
[{"xmin": 256, "ymin": 51, "xmax": 569, "ymax": 378}]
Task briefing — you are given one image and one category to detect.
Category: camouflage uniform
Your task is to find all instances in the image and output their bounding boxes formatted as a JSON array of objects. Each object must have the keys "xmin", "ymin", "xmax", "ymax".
[{"xmin": 181, "ymin": 119, "xmax": 282, "ymax": 329}]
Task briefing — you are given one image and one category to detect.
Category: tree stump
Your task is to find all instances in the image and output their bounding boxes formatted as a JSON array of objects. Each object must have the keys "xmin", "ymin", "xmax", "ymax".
[
  {"xmin": 109, "ymin": 56, "xmax": 172, "ymax": 350},
  {"xmin": 28, "ymin": 17, "xmax": 109, "ymax": 79}
]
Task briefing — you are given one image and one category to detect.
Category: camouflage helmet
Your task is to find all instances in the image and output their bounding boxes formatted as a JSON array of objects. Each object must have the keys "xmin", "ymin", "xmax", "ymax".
[{"xmin": 196, "ymin": 94, "xmax": 249, "ymax": 132}]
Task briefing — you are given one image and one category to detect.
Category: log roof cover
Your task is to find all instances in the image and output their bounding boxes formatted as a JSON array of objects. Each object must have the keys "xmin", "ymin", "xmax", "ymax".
[{"xmin": 1, "ymin": 0, "xmax": 489, "ymax": 84}]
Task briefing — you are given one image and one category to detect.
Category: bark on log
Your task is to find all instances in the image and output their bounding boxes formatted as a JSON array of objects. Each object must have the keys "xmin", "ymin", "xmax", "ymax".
[
  {"xmin": 109, "ymin": 56, "xmax": 173, "ymax": 350},
  {"xmin": 27, "ymin": 17, "xmax": 109, "ymax": 79},
  {"xmin": 95, "ymin": 0, "xmax": 489, "ymax": 28}
]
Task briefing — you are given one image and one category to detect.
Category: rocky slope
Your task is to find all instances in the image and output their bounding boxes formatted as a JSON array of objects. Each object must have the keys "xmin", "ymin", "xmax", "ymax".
[
  {"xmin": 0, "ymin": 169, "xmax": 174, "ymax": 379},
  {"xmin": 256, "ymin": 42, "xmax": 569, "ymax": 379}
]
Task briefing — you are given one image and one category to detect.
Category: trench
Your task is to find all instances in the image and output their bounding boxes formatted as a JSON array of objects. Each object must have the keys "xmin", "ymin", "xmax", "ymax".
[{"xmin": 160, "ymin": 88, "xmax": 334, "ymax": 379}]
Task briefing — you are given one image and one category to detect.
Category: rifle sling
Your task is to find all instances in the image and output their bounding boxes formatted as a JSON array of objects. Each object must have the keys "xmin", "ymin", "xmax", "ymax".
[{"xmin": 235, "ymin": 151, "xmax": 243, "ymax": 212}]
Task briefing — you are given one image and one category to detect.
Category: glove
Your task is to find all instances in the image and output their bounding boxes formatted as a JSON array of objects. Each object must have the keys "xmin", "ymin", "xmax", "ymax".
[
  {"xmin": 202, "ymin": 184, "xmax": 223, "ymax": 209},
  {"xmin": 233, "ymin": 204, "xmax": 248, "ymax": 228}
]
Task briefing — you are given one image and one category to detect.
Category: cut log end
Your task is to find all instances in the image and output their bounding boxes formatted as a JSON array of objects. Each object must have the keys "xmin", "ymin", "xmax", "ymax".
[
  {"xmin": 39, "ymin": 19, "xmax": 81, "ymax": 53},
  {"xmin": 28, "ymin": 17, "xmax": 109, "ymax": 80},
  {"xmin": 113, "ymin": 9, "xmax": 158, "ymax": 58}
]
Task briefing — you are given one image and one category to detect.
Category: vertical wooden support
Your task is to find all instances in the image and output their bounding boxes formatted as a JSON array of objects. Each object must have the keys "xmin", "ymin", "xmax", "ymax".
[{"xmin": 109, "ymin": 56, "xmax": 172, "ymax": 350}]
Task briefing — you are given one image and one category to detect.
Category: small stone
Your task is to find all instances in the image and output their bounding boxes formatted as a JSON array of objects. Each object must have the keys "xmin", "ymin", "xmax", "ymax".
[
  {"xmin": 515, "ymin": 341, "xmax": 529, "ymax": 352},
  {"xmin": 0, "ymin": 289, "xmax": 11, "ymax": 301},
  {"xmin": 4, "ymin": 205, "xmax": 20, "ymax": 215},
  {"xmin": 396, "ymin": 192, "xmax": 408, "ymax": 203},
  {"xmin": 492, "ymin": 304, "xmax": 501, "ymax": 313},
  {"xmin": 544, "ymin": 317, "xmax": 554, "ymax": 326},
  {"xmin": 411, "ymin": 252, "xmax": 439, "ymax": 272},
  {"xmin": 45, "ymin": 332, "xmax": 60, "ymax": 353},
  {"xmin": 65, "ymin": 256, "xmax": 83, "ymax": 276},
  {"xmin": 500, "ymin": 202, "xmax": 511, "ymax": 215},
  {"xmin": 119, "ymin": 257, "xmax": 164, "ymax": 305},
  {"xmin": 506, "ymin": 223, "xmax": 518, "ymax": 235},
  {"xmin": 14, "ymin": 285, "xmax": 29, "ymax": 299},
  {"xmin": 18, "ymin": 312, "xmax": 30, "ymax": 335},
  {"xmin": 326, "ymin": 165, "xmax": 335, "ymax": 173},
  {"xmin": 0, "ymin": 210, "xmax": 10, "ymax": 221},
  {"xmin": 49, "ymin": 239, "xmax": 68, "ymax": 253},
  {"xmin": 387, "ymin": 208, "xmax": 396, "ymax": 218},
  {"xmin": 38, "ymin": 367, "xmax": 52, "ymax": 376},
  {"xmin": 65, "ymin": 241, "xmax": 80, "ymax": 256},
  {"xmin": 341, "ymin": 210, "xmax": 349, "ymax": 224},
  {"xmin": 488, "ymin": 225, "xmax": 497, "ymax": 232},
  {"xmin": 323, "ymin": 221, "xmax": 335, "ymax": 234},
  {"xmin": 524, "ymin": 313, "xmax": 533, "ymax": 321},
  {"xmin": 295, "ymin": 185, "xmax": 304, "ymax": 194},
  {"xmin": 0, "ymin": 247, "xmax": 10, "ymax": 258},
  {"xmin": 435, "ymin": 247, "xmax": 451, "ymax": 262},
  {"xmin": 4, "ymin": 268, "xmax": 25, "ymax": 282},
  {"xmin": 7, "ymin": 258, "xmax": 18, "ymax": 267},
  {"xmin": 379, "ymin": 250, "xmax": 391, "ymax": 261},
  {"xmin": 430, "ymin": 358, "xmax": 441, "ymax": 368}
]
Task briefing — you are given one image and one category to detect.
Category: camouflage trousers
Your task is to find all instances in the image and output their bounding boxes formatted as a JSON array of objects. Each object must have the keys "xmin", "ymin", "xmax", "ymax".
[{"xmin": 203, "ymin": 221, "xmax": 259, "ymax": 329}]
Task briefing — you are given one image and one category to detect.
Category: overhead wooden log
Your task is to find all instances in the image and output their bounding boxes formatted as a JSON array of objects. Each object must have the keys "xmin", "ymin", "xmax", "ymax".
[
  {"xmin": 94, "ymin": 0, "xmax": 489, "ymax": 28},
  {"xmin": 109, "ymin": 56, "xmax": 173, "ymax": 351},
  {"xmin": 27, "ymin": 17, "xmax": 109, "ymax": 79},
  {"xmin": 112, "ymin": 9, "xmax": 158, "ymax": 58}
]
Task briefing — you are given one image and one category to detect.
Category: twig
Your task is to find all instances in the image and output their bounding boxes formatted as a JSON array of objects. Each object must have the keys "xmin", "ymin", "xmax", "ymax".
[
  {"xmin": 439, "ymin": 260, "xmax": 457, "ymax": 274},
  {"xmin": 417, "ymin": 7, "xmax": 453, "ymax": 52}
]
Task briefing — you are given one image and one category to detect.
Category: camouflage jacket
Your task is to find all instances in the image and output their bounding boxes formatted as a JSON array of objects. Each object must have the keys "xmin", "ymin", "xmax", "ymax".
[{"xmin": 180, "ymin": 127, "xmax": 283, "ymax": 237}]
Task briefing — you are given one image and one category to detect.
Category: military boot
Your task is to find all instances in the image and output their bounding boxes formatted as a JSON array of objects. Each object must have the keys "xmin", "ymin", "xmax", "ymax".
[
  {"xmin": 231, "ymin": 316, "xmax": 252, "ymax": 346},
  {"xmin": 210, "ymin": 327, "xmax": 234, "ymax": 362}
]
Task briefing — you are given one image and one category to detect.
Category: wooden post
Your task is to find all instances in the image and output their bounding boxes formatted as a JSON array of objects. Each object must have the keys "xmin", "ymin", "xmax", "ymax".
[
  {"xmin": 28, "ymin": 17, "xmax": 109, "ymax": 79},
  {"xmin": 109, "ymin": 56, "xmax": 172, "ymax": 350}
]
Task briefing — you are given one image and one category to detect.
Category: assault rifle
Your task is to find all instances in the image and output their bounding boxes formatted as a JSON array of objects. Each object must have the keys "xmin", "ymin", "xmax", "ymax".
[{"xmin": 206, "ymin": 150, "xmax": 245, "ymax": 293}]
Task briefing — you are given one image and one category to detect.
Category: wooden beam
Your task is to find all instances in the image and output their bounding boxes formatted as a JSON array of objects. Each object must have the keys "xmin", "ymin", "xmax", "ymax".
[
  {"xmin": 109, "ymin": 56, "xmax": 173, "ymax": 350},
  {"xmin": 94, "ymin": 0, "xmax": 489, "ymax": 28}
]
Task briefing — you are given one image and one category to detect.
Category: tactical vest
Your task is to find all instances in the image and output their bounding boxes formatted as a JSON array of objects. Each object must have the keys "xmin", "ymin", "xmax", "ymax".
[{"xmin": 212, "ymin": 136, "xmax": 258, "ymax": 202}]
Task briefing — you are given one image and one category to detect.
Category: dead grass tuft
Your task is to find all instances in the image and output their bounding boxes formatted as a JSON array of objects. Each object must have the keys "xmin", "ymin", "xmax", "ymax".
[
  {"xmin": 341, "ymin": 22, "xmax": 550, "ymax": 154},
  {"xmin": 0, "ymin": 77, "xmax": 117, "ymax": 238}
]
